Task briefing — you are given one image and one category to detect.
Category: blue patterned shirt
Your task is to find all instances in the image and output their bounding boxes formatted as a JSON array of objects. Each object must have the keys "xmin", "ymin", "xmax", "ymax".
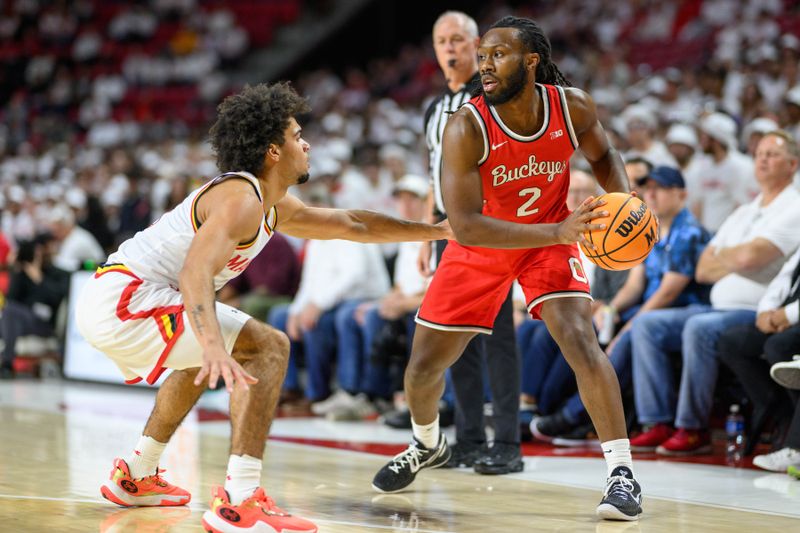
[{"xmin": 644, "ymin": 207, "xmax": 711, "ymax": 306}]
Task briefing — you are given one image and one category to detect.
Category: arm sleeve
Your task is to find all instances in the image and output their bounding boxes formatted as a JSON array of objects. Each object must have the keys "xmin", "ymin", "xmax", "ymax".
[
  {"xmin": 785, "ymin": 301, "xmax": 799, "ymax": 325},
  {"xmin": 753, "ymin": 209, "xmax": 800, "ymax": 256}
]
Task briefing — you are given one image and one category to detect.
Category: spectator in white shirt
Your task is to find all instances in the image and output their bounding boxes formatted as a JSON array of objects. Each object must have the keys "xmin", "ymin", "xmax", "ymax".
[
  {"xmin": 718, "ymin": 245, "xmax": 800, "ymax": 464},
  {"xmin": 689, "ymin": 112, "xmax": 756, "ymax": 232},
  {"xmin": 47, "ymin": 203, "xmax": 105, "ymax": 272},
  {"xmin": 664, "ymin": 123, "xmax": 707, "ymax": 198},
  {"xmin": 622, "ymin": 104, "xmax": 678, "ymax": 169}
]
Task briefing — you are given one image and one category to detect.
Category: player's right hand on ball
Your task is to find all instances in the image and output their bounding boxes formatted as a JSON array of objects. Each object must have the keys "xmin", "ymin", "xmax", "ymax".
[
  {"xmin": 556, "ymin": 196, "xmax": 608, "ymax": 250},
  {"xmin": 195, "ymin": 346, "xmax": 258, "ymax": 392}
]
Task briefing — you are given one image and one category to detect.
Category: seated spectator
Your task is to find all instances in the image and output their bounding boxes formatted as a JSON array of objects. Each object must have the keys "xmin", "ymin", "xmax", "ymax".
[
  {"xmin": 321, "ymin": 174, "xmax": 430, "ymax": 420},
  {"xmin": 532, "ymin": 167, "xmax": 711, "ymax": 443},
  {"xmin": 0, "ymin": 235, "xmax": 70, "ymax": 378},
  {"xmin": 631, "ymin": 131, "xmax": 800, "ymax": 455},
  {"xmin": 47, "ymin": 203, "xmax": 105, "ymax": 272},
  {"xmin": 664, "ymin": 123, "xmax": 706, "ymax": 194},
  {"xmin": 621, "ymin": 104, "xmax": 678, "ymax": 168},
  {"xmin": 219, "ymin": 232, "xmax": 301, "ymax": 319},
  {"xmin": 689, "ymin": 112, "xmax": 755, "ymax": 233},
  {"xmin": 718, "ymin": 245, "xmax": 800, "ymax": 467},
  {"xmin": 268, "ymin": 184, "xmax": 390, "ymax": 406}
]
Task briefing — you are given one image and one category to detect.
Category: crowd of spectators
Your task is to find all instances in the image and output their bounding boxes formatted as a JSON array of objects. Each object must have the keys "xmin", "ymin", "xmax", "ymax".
[{"xmin": 2, "ymin": 0, "xmax": 800, "ymax": 473}]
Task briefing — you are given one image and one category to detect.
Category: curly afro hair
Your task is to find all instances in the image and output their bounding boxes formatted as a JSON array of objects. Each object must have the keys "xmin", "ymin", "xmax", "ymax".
[{"xmin": 209, "ymin": 82, "xmax": 310, "ymax": 176}]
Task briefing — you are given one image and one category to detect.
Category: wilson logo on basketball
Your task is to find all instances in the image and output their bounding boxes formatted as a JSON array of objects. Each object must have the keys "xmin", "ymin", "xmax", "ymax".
[
  {"xmin": 491, "ymin": 155, "xmax": 568, "ymax": 186},
  {"xmin": 613, "ymin": 204, "xmax": 648, "ymax": 238}
]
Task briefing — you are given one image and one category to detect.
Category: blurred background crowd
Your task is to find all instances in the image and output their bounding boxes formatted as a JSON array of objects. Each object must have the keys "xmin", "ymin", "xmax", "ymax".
[{"xmin": 3, "ymin": 0, "xmax": 800, "ymax": 474}]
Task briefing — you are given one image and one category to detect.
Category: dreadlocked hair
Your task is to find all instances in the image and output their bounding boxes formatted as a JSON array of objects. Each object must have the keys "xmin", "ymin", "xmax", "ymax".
[
  {"xmin": 209, "ymin": 82, "xmax": 310, "ymax": 176},
  {"xmin": 490, "ymin": 16, "xmax": 572, "ymax": 87}
]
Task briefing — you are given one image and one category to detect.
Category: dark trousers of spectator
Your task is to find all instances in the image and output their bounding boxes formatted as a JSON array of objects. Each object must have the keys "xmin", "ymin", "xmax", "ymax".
[
  {"xmin": 436, "ymin": 239, "xmax": 521, "ymax": 445},
  {"xmin": 1, "ymin": 300, "xmax": 54, "ymax": 370},
  {"xmin": 718, "ymin": 323, "xmax": 800, "ymax": 452}
]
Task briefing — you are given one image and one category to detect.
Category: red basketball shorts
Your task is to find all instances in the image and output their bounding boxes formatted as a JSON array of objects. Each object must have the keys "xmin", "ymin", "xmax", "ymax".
[{"xmin": 416, "ymin": 241, "xmax": 592, "ymax": 334}]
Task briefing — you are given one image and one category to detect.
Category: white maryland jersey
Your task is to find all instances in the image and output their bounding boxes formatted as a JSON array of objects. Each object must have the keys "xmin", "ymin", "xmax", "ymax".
[{"xmin": 108, "ymin": 171, "xmax": 276, "ymax": 290}]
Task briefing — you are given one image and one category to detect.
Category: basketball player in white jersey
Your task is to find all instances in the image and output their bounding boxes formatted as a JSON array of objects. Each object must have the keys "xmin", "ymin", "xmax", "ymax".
[{"xmin": 75, "ymin": 82, "xmax": 449, "ymax": 533}]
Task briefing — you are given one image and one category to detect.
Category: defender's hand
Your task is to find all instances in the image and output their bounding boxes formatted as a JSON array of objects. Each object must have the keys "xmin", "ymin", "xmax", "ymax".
[
  {"xmin": 194, "ymin": 346, "xmax": 258, "ymax": 392},
  {"xmin": 556, "ymin": 196, "xmax": 608, "ymax": 250}
]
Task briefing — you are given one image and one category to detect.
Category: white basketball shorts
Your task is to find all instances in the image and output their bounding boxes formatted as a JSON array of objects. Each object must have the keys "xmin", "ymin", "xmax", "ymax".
[{"xmin": 75, "ymin": 263, "xmax": 250, "ymax": 384}]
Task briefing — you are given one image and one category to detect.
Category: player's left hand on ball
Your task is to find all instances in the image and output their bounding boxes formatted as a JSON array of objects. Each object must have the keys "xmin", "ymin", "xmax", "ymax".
[{"xmin": 195, "ymin": 347, "xmax": 258, "ymax": 392}]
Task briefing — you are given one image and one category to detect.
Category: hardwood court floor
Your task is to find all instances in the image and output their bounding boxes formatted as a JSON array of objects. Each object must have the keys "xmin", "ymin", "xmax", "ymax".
[{"xmin": 1, "ymin": 380, "xmax": 799, "ymax": 532}]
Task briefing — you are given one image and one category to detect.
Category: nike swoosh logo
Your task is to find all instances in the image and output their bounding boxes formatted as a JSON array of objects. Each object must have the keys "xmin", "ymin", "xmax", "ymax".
[{"xmin": 491, "ymin": 141, "xmax": 508, "ymax": 150}]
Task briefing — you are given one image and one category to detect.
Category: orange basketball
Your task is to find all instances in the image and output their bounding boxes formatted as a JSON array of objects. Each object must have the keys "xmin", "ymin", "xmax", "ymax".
[{"xmin": 579, "ymin": 192, "xmax": 658, "ymax": 271}]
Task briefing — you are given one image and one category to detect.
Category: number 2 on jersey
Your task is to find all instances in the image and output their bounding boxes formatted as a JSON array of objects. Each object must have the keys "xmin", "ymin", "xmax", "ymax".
[{"xmin": 517, "ymin": 187, "xmax": 541, "ymax": 217}]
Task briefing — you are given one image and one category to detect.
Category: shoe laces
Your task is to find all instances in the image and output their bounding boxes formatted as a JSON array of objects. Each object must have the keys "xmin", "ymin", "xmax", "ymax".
[
  {"xmin": 144, "ymin": 468, "xmax": 169, "ymax": 488},
  {"xmin": 252, "ymin": 489, "xmax": 289, "ymax": 516},
  {"xmin": 604, "ymin": 475, "xmax": 636, "ymax": 501},
  {"xmin": 388, "ymin": 442, "xmax": 425, "ymax": 474}
]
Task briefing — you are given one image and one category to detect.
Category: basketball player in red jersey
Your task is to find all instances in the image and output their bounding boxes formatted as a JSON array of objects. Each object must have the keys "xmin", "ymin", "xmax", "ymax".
[{"xmin": 373, "ymin": 17, "xmax": 643, "ymax": 520}]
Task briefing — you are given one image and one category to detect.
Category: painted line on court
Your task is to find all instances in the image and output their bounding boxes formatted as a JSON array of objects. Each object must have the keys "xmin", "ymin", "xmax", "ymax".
[{"xmin": 312, "ymin": 518, "xmax": 455, "ymax": 532}]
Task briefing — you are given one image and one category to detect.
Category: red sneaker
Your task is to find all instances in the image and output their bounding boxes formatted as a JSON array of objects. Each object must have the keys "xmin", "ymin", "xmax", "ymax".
[
  {"xmin": 630, "ymin": 424, "xmax": 674, "ymax": 452},
  {"xmin": 100, "ymin": 458, "xmax": 191, "ymax": 507},
  {"xmin": 656, "ymin": 428, "xmax": 712, "ymax": 456},
  {"xmin": 201, "ymin": 486, "xmax": 317, "ymax": 533}
]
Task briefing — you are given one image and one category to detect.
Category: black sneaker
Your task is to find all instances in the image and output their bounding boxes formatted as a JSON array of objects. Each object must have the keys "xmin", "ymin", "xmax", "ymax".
[
  {"xmin": 530, "ymin": 411, "xmax": 575, "ymax": 443},
  {"xmin": 596, "ymin": 466, "xmax": 642, "ymax": 521},
  {"xmin": 443, "ymin": 440, "xmax": 485, "ymax": 468},
  {"xmin": 372, "ymin": 435, "xmax": 451, "ymax": 493},
  {"xmin": 552, "ymin": 423, "xmax": 601, "ymax": 448},
  {"xmin": 382, "ymin": 404, "xmax": 454, "ymax": 430},
  {"xmin": 473, "ymin": 442, "xmax": 524, "ymax": 475},
  {"xmin": 382, "ymin": 409, "xmax": 412, "ymax": 429}
]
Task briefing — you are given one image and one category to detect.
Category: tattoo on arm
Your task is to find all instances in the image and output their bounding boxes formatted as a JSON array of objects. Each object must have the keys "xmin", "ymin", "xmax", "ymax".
[{"xmin": 191, "ymin": 304, "xmax": 205, "ymax": 335}]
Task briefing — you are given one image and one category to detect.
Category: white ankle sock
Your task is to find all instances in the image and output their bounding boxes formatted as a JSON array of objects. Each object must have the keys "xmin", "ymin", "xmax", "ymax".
[
  {"xmin": 411, "ymin": 415, "xmax": 440, "ymax": 449},
  {"xmin": 225, "ymin": 454, "xmax": 262, "ymax": 505},
  {"xmin": 602, "ymin": 438, "xmax": 634, "ymax": 477},
  {"xmin": 128, "ymin": 435, "xmax": 167, "ymax": 479}
]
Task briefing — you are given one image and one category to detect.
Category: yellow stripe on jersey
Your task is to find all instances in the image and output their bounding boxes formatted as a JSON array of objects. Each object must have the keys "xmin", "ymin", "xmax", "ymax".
[
  {"xmin": 161, "ymin": 314, "xmax": 174, "ymax": 338},
  {"xmin": 95, "ymin": 263, "xmax": 133, "ymax": 277}
]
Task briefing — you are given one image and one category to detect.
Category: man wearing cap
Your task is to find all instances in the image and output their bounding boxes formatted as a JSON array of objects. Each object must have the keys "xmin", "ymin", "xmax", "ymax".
[
  {"xmin": 328, "ymin": 175, "xmax": 433, "ymax": 420},
  {"xmin": 621, "ymin": 104, "xmax": 677, "ymax": 169},
  {"xmin": 690, "ymin": 112, "xmax": 755, "ymax": 232},
  {"xmin": 630, "ymin": 131, "xmax": 800, "ymax": 455},
  {"xmin": 532, "ymin": 166, "xmax": 711, "ymax": 442},
  {"xmin": 664, "ymin": 123, "xmax": 704, "ymax": 177}
]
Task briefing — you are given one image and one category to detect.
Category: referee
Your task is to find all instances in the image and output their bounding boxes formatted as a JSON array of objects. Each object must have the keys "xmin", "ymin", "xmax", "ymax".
[{"xmin": 418, "ymin": 10, "xmax": 522, "ymax": 474}]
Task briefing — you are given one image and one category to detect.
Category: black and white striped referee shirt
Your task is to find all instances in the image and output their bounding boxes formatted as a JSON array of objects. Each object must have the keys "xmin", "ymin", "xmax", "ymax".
[{"xmin": 423, "ymin": 72, "xmax": 482, "ymax": 216}]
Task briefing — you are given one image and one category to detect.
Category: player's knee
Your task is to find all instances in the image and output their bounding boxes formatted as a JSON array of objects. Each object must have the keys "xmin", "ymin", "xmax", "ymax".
[
  {"xmin": 405, "ymin": 353, "xmax": 447, "ymax": 383},
  {"xmin": 272, "ymin": 328, "xmax": 291, "ymax": 359}
]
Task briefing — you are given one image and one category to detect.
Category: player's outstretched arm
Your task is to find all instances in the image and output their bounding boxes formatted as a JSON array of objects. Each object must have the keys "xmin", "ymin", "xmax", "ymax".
[
  {"xmin": 441, "ymin": 109, "xmax": 607, "ymax": 250},
  {"xmin": 274, "ymin": 194, "xmax": 451, "ymax": 243},
  {"xmin": 179, "ymin": 180, "xmax": 260, "ymax": 392},
  {"xmin": 565, "ymin": 88, "xmax": 629, "ymax": 195}
]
